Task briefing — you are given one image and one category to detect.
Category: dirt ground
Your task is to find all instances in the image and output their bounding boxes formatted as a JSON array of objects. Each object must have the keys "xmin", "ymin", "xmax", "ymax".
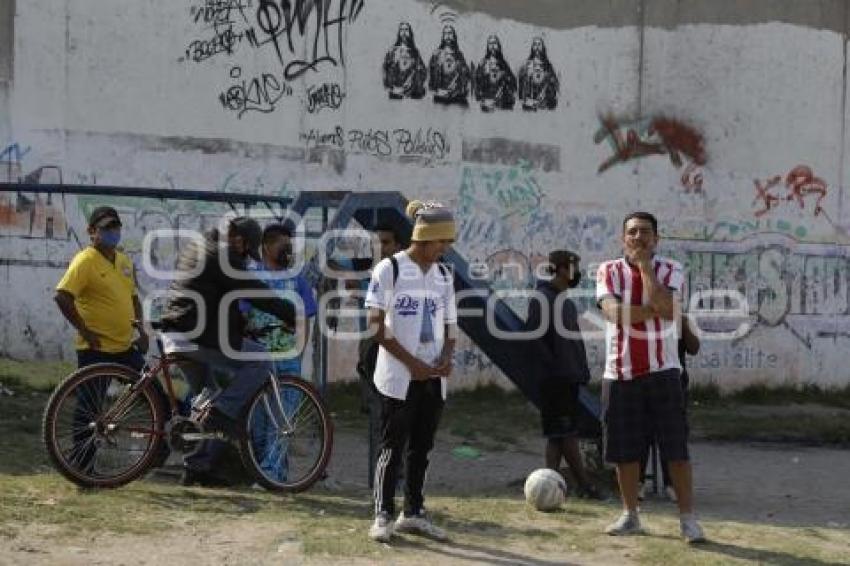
[
  {"xmin": 331, "ymin": 432, "xmax": 850, "ymax": 529},
  {"xmin": 2, "ymin": 429, "xmax": 849, "ymax": 566}
]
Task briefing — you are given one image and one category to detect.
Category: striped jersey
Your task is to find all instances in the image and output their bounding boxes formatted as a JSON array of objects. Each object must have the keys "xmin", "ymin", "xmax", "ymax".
[{"xmin": 595, "ymin": 256, "xmax": 685, "ymax": 380}]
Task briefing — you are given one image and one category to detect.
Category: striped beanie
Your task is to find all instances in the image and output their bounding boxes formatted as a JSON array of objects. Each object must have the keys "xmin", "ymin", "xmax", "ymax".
[{"xmin": 406, "ymin": 200, "xmax": 457, "ymax": 242}]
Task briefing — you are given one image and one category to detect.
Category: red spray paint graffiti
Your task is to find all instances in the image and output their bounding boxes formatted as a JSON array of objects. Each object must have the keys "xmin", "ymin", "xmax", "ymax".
[
  {"xmin": 752, "ymin": 165, "xmax": 827, "ymax": 218},
  {"xmin": 0, "ymin": 193, "xmax": 69, "ymax": 239},
  {"xmin": 594, "ymin": 115, "xmax": 706, "ymax": 193}
]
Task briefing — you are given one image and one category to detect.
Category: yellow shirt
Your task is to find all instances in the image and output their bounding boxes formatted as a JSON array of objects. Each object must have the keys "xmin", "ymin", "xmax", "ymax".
[{"xmin": 56, "ymin": 247, "xmax": 137, "ymax": 352}]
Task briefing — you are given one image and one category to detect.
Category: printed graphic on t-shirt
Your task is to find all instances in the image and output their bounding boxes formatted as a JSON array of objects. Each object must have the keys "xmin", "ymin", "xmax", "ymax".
[{"xmin": 394, "ymin": 294, "xmax": 419, "ymax": 316}]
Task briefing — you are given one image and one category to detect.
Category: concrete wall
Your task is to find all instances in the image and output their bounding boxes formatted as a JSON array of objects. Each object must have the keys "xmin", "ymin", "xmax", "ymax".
[{"xmin": 2, "ymin": 0, "xmax": 850, "ymax": 390}]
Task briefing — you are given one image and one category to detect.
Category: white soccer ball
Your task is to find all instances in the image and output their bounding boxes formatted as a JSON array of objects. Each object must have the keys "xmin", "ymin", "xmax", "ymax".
[{"xmin": 524, "ymin": 468, "xmax": 567, "ymax": 511}]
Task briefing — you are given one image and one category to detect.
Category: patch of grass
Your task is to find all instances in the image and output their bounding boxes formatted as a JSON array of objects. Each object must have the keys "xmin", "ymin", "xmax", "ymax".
[
  {"xmin": 690, "ymin": 382, "xmax": 723, "ymax": 404},
  {"xmin": 441, "ymin": 385, "xmax": 538, "ymax": 447},
  {"xmin": 0, "ymin": 388, "xmax": 51, "ymax": 474},
  {"xmin": 1, "ymin": 359, "xmax": 849, "ymax": 564},
  {"xmin": 730, "ymin": 382, "xmax": 850, "ymax": 409},
  {"xmin": 638, "ymin": 519, "xmax": 850, "ymax": 565},
  {"xmin": 689, "ymin": 380, "xmax": 850, "ymax": 409},
  {"xmin": 327, "ymin": 381, "xmax": 539, "ymax": 448},
  {"xmin": 689, "ymin": 404, "xmax": 850, "ymax": 445},
  {"xmin": 326, "ymin": 381, "xmax": 368, "ymax": 429},
  {"xmin": 0, "ymin": 358, "xmax": 74, "ymax": 392},
  {"xmin": 2, "ymin": 475, "xmax": 848, "ymax": 564}
]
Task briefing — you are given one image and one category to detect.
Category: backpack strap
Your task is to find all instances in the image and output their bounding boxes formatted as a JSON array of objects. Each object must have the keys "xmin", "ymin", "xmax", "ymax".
[
  {"xmin": 390, "ymin": 256, "xmax": 399, "ymax": 286},
  {"xmin": 389, "ymin": 256, "xmax": 450, "ymax": 286}
]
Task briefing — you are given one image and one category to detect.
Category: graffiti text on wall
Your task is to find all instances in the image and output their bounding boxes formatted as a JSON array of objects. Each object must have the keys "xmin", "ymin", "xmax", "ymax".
[
  {"xmin": 1, "ymin": 143, "xmax": 32, "ymax": 181},
  {"xmin": 674, "ymin": 239, "xmax": 850, "ymax": 348},
  {"xmin": 219, "ymin": 66, "xmax": 294, "ymax": 118},
  {"xmin": 752, "ymin": 165, "xmax": 827, "ymax": 219},
  {"xmin": 183, "ymin": 0, "xmax": 365, "ymax": 115},
  {"xmin": 299, "ymin": 126, "xmax": 449, "ymax": 161},
  {"xmin": 594, "ymin": 115, "xmax": 706, "ymax": 193},
  {"xmin": 458, "ymin": 160, "xmax": 544, "ymax": 221},
  {"xmin": 306, "ymin": 83, "xmax": 345, "ymax": 114}
]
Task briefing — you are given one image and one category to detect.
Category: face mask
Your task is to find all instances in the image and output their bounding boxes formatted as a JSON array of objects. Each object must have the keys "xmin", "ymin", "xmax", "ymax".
[
  {"xmin": 276, "ymin": 250, "xmax": 291, "ymax": 268},
  {"xmin": 99, "ymin": 229, "xmax": 121, "ymax": 248}
]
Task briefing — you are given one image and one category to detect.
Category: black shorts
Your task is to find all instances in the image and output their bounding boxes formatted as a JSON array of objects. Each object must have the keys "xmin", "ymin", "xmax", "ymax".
[
  {"xmin": 540, "ymin": 378, "xmax": 580, "ymax": 438},
  {"xmin": 601, "ymin": 369, "xmax": 689, "ymax": 464}
]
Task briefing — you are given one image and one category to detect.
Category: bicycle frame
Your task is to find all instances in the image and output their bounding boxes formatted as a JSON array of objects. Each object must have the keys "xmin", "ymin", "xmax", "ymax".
[{"xmin": 100, "ymin": 355, "xmax": 185, "ymax": 426}]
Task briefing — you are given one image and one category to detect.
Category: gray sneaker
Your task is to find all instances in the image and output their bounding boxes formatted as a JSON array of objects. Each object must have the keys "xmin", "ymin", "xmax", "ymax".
[
  {"xmin": 605, "ymin": 512, "xmax": 644, "ymax": 536},
  {"xmin": 680, "ymin": 515, "xmax": 706, "ymax": 543},
  {"xmin": 368, "ymin": 512, "xmax": 393, "ymax": 543},
  {"xmin": 395, "ymin": 510, "xmax": 449, "ymax": 542}
]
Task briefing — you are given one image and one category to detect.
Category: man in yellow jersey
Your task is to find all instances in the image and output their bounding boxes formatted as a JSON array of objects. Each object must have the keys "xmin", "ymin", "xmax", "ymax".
[
  {"xmin": 55, "ymin": 206, "xmax": 147, "ymax": 370},
  {"xmin": 54, "ymin": 206, "xmax": 148, "ymax": 473}
]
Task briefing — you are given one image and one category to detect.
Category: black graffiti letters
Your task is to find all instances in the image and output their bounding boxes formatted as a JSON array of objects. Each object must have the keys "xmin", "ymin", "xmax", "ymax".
[
  {"xmin": 185, "ymin": 28, "xmax": 246, "ymax": 63},
  {"xmin": 191, "ymin": 0, "xmax": 252, "ymax": 26},
  {"xmin": 300, "ymin": 126, "xmax": 449, "ymax": 161},
  {"xmin": 219, "ymin": 66, "xmax": 294, "ymax": 118},
  {"xmin": 348, "ymin": 129, "xmax": 392, "ymax": 157},
  {"xmin": 183, "ymin": 0, "xmax": 253, "ymax": 63},
  {"xmin": 246, "ymin": 0, "xmax": 366, "ymax": 80},
  {"xmin": 393, "ymin": 128, "xmax": 449, "ymax": 160},
  {"xmin": 300, "ymin": 126, "xmax": 346, "ymax": 148},
  {"xmin": 306, "ymin": 83, "xmax": 345, "ymax": 113}
]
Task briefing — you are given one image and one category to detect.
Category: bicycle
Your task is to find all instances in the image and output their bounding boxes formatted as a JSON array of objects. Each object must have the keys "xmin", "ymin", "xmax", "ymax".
[{"xmin": 42, "ymin": 324, "xmax": 333, "ymax": 492}]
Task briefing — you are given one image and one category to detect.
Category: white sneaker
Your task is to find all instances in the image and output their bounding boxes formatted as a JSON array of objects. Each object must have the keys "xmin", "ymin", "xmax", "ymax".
[
  {"xmin": 680, "ymin": 515, "xmax": 706, "ymax": 543},
  {"xmin": 605, "ymin": 512, "xmax": 644, "ymax": 536},
  {"xmin": 665, "ymin": 485, "xmax": 678, "ymax": 503},
  {"xmin": 395, "ymin": 510, "xmax": 449, "ymax": 542},
  {"xmin": 368, "ymin": 512, "xmax": 393, "ymax": 543}
]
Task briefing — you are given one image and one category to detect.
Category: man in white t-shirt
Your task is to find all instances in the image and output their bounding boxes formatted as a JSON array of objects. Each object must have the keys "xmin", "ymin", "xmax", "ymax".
[
  {"xmin": 365, "ymin": 200, "xmax": 457, "ymax": 543},
  {"xmin": 596, "ymin": 212, "xmax": 705, "ymax": 543}
]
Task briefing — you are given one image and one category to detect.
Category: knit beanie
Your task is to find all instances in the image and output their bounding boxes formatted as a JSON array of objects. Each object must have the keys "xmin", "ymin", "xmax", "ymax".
[{"xmin": 406, "ymin": 200, "xmax": 457, "ymax": 242}]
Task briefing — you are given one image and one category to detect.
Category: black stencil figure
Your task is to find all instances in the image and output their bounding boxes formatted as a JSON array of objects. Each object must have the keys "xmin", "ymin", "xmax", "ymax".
[
  {"xmin": 473, "ymin": 35, "xmax": 517, "ymax": 112},
  {"xmin": 428, "ymin": 24, "xmax": 471, "ymax": 106},
  {"xmin": 518, "ymin": 37, "xmax": 559, "ymax": 111},
  {"xmin": 383, "ymin": 22, "xmax": 427, "ymax": 99}
]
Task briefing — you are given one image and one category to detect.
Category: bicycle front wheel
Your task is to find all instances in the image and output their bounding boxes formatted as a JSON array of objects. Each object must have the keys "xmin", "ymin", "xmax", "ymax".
[
  {"xmin": 42, "ymin": 363, "xmax": 166, "ymax": 488},
  {"xmin": 240, "ymin": 376, "xmax": 333, "ymax": 492}
]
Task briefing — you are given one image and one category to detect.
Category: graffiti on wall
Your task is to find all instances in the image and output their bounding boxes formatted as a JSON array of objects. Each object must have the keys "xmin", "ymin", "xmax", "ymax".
[
  {"xmin": 299, "ymin": 125, "xmax": 449, "ymax": 162},
  {"xmin": 219, "ymin": 65, "xmax": 294, "ymax": 118},
  {"xmin": 384, "ymin": 21, "xmax": 559, "ymax": 112},
  {"xmin": 594, "ymin": 115, "xmax": 707, "ymax": 193},
  {"xmin": 752, "ymin": 165, "xmax": 828, "ymax": 219},
  {"xmin": 0, "ymin": 192, "xmax": 70, "ymax": 241},
  {"xmin": 670, "ymin": 237, "xmax": 850, "ymax": 349},
  {"xmin": 182, "ymin": 0, "xmax": 364, "ymax": 116},
  {"xmin": 702, "ymin": 218, "xmax": 809, "ymax": 241},
  {"xmin": 383, "ymin": 22, "xmax": 428, "ymax": 100},
  {"xmin": 457, "ymin": 161, "xmax": 615, "ymax": 259},
  {"xmin": 472, "ymin": 35, "xmax": 516, "ymax": 112},
  {"xmin": 1, "ymin": 142, "xmax": 32, "ymax": 182}
]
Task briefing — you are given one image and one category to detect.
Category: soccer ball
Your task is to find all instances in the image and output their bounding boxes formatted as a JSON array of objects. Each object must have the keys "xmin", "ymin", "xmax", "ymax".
[{"xmin": 524, "ymin": 468, "xmax": 567, "ymax": 511}]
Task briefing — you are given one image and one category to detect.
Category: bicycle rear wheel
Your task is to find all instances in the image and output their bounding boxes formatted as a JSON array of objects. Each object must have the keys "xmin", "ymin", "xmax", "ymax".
[
  {"xmin": 42, "ymin": 363, "xmax": 166, "ymax": 488},
  {"xmin": 240, "ymin": 376, "xmax": 333, "ymax": 492}
]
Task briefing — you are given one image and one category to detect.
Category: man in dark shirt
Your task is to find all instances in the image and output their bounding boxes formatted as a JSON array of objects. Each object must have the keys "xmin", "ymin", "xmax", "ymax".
[
  {"xmin": 526, "ymin": 249, "xmax": 600, "ymax": 498},
  {"xmin": 159, "ymin": 217, "xmax": 296, "ymax": 486}
]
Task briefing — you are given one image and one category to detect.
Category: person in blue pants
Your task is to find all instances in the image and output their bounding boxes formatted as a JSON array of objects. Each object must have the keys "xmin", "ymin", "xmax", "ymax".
[{"xmin": 241, "ymin": 223, "xmax": 318, "ymax": 483}]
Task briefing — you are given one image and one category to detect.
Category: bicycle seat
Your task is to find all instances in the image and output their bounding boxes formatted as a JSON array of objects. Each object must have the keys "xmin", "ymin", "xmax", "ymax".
[{"xmin": 158, "ymin": 331, "xmax": 199, "ymax": 354}]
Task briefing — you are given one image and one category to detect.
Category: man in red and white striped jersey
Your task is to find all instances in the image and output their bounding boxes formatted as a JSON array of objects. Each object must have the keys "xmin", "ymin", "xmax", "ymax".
[{"xmin": 595, "ymin": 212, "xmax": 705, "ymax": 543}]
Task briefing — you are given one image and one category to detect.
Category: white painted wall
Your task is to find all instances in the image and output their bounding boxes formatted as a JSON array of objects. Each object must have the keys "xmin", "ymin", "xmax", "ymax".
[{"xmin": 2, "ymin": 0, "xmax": 849, "ymax": 390}]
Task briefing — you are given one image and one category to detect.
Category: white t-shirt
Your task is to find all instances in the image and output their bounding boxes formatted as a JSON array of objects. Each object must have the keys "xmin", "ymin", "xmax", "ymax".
[{"xmin": 364, "ymin": 251, "xmax": 457, "ymax": 400}]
